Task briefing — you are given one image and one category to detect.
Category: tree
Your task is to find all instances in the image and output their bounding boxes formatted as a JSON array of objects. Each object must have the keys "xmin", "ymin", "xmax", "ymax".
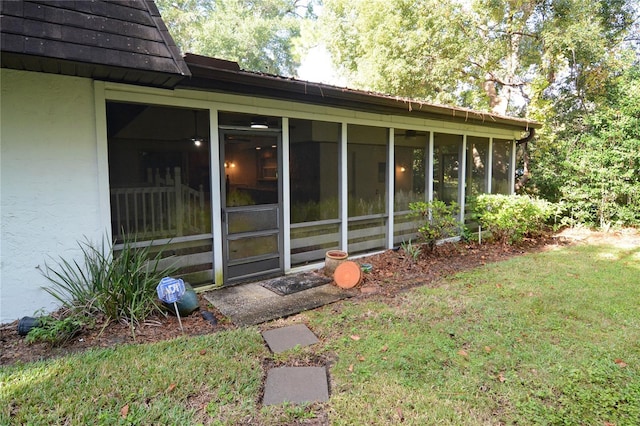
[
  {"xmin": 532, "ymin": 66, "xmax": 640, "ymax": 227},
  {"xmin": 319, "ymin": 0, "xmax": 636, "ymax": 115},
  {"xmin": 156, "ymin": 0, "xmax": 315, "ymax": 76},
  {"xmin": 317, "ymin": 0, "xmax": 472, "ymax": 106}
]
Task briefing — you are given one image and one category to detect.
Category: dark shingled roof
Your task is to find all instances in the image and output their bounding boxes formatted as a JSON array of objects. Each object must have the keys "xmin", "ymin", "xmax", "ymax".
[{"xmin": 0, "ymin": 0, "xmax": 190, "ymax": 88}]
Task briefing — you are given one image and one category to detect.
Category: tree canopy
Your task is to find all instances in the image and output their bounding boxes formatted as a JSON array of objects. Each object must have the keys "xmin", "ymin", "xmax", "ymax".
[
  {"xmin": 318, "ymin": 0, "xmax": 637, "ymax": 116},
  {"xmin": 156, "ymin": 0, "xmax": 315, "ymax": 76}
]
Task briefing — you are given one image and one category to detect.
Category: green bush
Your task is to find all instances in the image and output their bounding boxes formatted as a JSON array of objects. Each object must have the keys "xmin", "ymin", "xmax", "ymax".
[
  {"xmin": 41, "ymin": 237, "xmax": 177, "ymax": 330},
  {"xmin": 409, "ymin": 200, "xmax": 462, "ymax": 251},
  {"xmin": 25, "ymin": 314, "xmax": 90, "ymax": 347},
  {"xmin": 474, "ymin": 194, "xmax": 555, "ymax": 243}
]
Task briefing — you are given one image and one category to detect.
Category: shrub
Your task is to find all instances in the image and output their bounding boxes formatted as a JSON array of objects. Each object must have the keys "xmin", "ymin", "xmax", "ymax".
[
  {"xmin": 41, "ymin": 236, "xmax": 177, "ymax": 331},
  {"xmin": 409, "ymin": 200, "xmax": 462, "ymax": 251},
  {"xmin": 474, "ymin": 194, "xmax": 555, "ymax": 243},
  {"xmin": 26, "ymin": 313, "xmax": 90, "ymax": 347}
]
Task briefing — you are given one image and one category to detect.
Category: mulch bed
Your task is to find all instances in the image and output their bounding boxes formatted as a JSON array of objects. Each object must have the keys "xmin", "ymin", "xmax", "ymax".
[{"xmin": 0, "ymin": 235, "xmax": 558, "ymax": 366}]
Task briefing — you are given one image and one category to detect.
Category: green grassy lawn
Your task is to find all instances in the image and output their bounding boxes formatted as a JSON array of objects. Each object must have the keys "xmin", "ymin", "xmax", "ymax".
[{"xmin": 2, "ymin": 240, "xmax": 639, "ymax": 425}]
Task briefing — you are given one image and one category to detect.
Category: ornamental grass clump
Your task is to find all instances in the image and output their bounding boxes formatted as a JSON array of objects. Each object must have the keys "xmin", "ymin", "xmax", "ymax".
[{"xmin": 41, "ymin": 236, "xmax": 177, "ymax": 330}]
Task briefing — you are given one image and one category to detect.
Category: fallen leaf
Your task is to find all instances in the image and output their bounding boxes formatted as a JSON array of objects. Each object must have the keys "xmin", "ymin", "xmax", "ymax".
[
  {"xmin": 358, "ymin": 355, "xmax": 365, "ymax": 362},
  {"xmin": 199, "ymin": 349, "xmax": 207, "ymax": 355},
  {"xmin": 167, "ymin": 383, "xmax": 176, "ymax": 392},
  {"xmin": 495, "ymin": 283, "xmax": 502, "ymax": 288},
  {"xmin": 614, "ymin": 359, "xmax": 628, "ymax": 368},
  {"xmin": 484, "ymin": 346, "xmax": 492, "ymax": 353},
  {"xmin": 350, "ymin": 335, "xmax": 361, "ymax": 341},
  {"xmin": 528, "ymin": 292, "xmax": 534, "ymax": 297},
  {"xmin": 380, "ymin": 345, "xmax": 389, "ymax": 352},
  {"xmin": 120, "ymin": 404, "xmax": 129, "ymax": 419},
  {"xmin": 604, "ymin": 422, "xmax": 616, "ymax": 426},
  {"xmin": 458, "ymin": 349, "xmax": 469, "ymax": 357},
  {"xmin": 348, "ymin": 364, "xmax": 354, "ymax": 372},
  {"xmin": 497, "ymin": 373, "xmax": 506, "ymax": 382}
]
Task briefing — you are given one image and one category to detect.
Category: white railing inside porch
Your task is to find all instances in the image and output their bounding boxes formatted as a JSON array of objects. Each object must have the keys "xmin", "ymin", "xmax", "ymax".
[{"xmin": 111, "ymin": 167, "xmax": 205, "ymax": 241}]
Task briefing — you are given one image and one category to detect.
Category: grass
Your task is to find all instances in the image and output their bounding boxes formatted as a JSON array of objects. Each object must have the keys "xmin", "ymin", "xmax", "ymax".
[{"xmin": 2, "ymin": 240, "xmax": 639, "ymax": 425}]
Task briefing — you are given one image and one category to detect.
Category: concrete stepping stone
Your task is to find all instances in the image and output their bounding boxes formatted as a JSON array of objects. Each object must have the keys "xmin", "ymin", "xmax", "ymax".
[
  {"xmin": 262, "ymin": 324, "xmax": 319, "ymax": 353},
  {"xmin": 204, "ymin": 282, "xmax": 353, "ymax": 326},
  {"xmin": 262, "ymin": 366, "xmax": 329, "ymax": 406}
]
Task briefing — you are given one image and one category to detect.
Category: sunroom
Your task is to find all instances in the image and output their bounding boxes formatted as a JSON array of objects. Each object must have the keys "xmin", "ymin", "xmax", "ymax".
[{"xmin": 105, "ymin": 55, "xmax": 537, "ymax": 290}]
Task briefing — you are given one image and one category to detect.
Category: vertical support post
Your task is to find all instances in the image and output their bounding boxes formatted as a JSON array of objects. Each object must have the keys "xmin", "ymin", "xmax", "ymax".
[
  {"xmin": 339, "ymin": 122, "xmax": 349, "ymax": 251},
  {"xmin": 386, "ymin": 128, "xmax": 395, "ymax": 249},
  {"xmin": 282, "ymin": 117, "xmax": 291, "ymax": 271},
  {"xmin": 459, "ymin": 134, "xmax": 467, "ymax": 223},
  {"xmin": 93, "ymin": 81, "xmax": 112, "ymax": 242},
  {"xmin": 510, "ymin": 138, "xmax": 517, "ymax": 195},
  {"xmin": 427, "ymin": 131, "xmax": 434, "ymax": 202},
  {"xmin": 209, "ymin": 109, "xmax": 224, "ymax": 287},
  {"xmin": 487, "ymin": 137, "xmax": 494, "ymax": 194}
]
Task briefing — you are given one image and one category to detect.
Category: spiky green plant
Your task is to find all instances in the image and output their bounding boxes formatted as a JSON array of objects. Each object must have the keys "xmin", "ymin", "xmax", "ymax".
[
  {"xmin": 400, "ymin": 238, "xmax": 422, "ymax": 262},
  {"xmin": 41, "ymin": 236, "xmax": 177, "ymax": 331}
]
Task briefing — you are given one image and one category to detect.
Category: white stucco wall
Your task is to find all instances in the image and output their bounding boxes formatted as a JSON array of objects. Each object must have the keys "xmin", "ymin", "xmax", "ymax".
[{"xmin": 1, "ymin": 69, "xmax": 105, "ymax": 323}]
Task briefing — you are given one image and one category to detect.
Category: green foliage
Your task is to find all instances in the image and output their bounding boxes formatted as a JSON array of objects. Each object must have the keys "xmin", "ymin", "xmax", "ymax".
[
  {"xmin": 156, "ymin": 0, "xmax": 314, "ymax": 76},
  {"xmin": 548, "ymin": 67, "xmax": 640, "ymax": 228},
  {"xmin": 409, "ymin": 200, "xmax": 461, "ymax": 251},
  {"xmin": 319, "ymin": 0, "xmax": 470, "ymax": 106},
  {"xmin": 527, "ymin": 65, "xmax": 640, "ymax": 228},
  {"xmin": 319, "ymin": 0, "xmax": 636, "ymax": 113},
  {"xmin": 400, "ymin": 239, "xmax": 421, "ymax": 262},
  {"xmin": 41, "ymin": 237, "xmax": 177, "ymax": 329},
  {"xmin": 474, "ymin": 194, "xmax": 555, "ymax": 243},
  {"xmin": 25, "ymin": 314, "xmax": 90, "ymax": 347}
]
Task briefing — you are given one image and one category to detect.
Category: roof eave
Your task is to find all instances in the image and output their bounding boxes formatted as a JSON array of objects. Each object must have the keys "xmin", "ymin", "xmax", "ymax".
[{"xmin": 181, "ymin": 59, "xmax": 541, "ymax": 132}]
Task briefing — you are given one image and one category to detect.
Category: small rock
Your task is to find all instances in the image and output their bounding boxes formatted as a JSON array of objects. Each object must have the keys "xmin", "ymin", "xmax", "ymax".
[{"xmin": 200, "ymin": 310, "xmax": 217, "ymax": 325}]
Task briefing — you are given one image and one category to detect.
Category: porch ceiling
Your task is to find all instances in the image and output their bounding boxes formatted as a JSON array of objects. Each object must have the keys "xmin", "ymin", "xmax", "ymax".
[{"xmin": 181, "ymin": 54, "xmax": 541, "ymax": 133}]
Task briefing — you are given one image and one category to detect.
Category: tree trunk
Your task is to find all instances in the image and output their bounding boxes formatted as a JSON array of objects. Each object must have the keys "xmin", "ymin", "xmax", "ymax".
[{"xmin": 515, "ymin": 129, "xmax": 535, "ymax": 192}]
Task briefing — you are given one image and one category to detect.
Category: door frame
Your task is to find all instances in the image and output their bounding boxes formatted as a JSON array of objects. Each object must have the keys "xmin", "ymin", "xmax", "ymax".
[{"xmin": 219, "ymin": 128, "xmax": 284, "ymax": 285}]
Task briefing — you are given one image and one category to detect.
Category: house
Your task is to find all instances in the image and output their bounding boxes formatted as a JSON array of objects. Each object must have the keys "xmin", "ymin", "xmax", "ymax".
[{"xmin": 0, "ymin": 0, "xmax": 540, "ymax": 323}]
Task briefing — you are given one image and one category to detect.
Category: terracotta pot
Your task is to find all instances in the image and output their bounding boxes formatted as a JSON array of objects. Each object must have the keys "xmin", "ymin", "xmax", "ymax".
[
  {"xmin": 324, "ymin": 250, "xmax": 348, "ymax": 277},
  {"xmin": 334, "ymin": 261, "xmax": 362, "ymax": 289}
]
